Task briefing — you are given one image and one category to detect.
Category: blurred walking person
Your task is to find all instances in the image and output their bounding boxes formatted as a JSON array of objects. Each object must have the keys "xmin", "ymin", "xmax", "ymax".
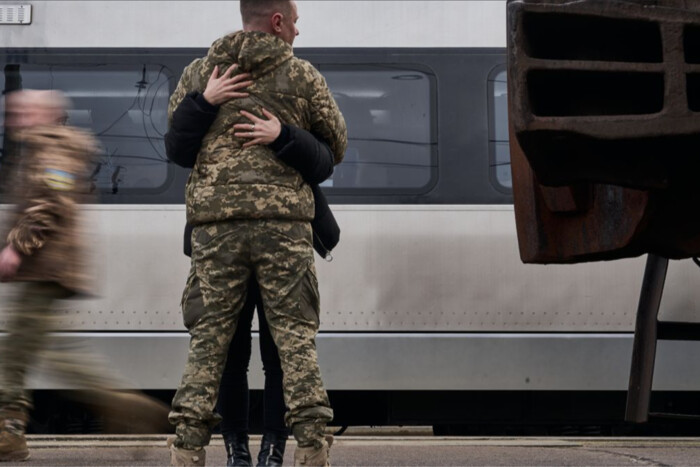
[{"xmin": 0, "ymin": 90, "xmax": 168, "ymax": 462}]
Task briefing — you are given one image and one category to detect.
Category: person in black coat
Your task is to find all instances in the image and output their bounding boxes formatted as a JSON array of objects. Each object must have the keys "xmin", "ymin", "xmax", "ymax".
[{"xmin": 165, "ymin": 65, "xmax": 340, "ymax": 467}]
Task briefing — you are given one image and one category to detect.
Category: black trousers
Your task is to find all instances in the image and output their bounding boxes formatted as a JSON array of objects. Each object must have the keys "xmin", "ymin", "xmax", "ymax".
[{"xmin": 216, "ymin": 278, "xmax": 288, "ymax": 436}]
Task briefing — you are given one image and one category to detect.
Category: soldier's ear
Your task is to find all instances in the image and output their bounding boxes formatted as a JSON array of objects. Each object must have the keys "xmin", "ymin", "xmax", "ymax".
[{"xmin": 270, "ymin": 12, "xmax": 283, "ymax": 33}]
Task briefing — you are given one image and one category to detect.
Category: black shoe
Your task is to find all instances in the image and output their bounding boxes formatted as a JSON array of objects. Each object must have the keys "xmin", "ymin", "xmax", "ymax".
[
  {"xmin": 224, "ymin": 432, "xmax": 252, "ymax": 467},
  {"xmin": 257, "ymin": 430, "xmax": 287, "ymax": 467}
]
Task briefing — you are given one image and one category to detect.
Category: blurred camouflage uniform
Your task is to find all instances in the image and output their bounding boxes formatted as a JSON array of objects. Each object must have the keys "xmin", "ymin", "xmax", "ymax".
[
  {"xmin": 0, "ymin": 113, "xmax": 170, "ymax": 463},
  {"xmin": 168, "ymin": 30, "xmax": 347, "ymax": 451},
  {"xmin": 0, "ymin": 124, "xmax": 106, "ymax": 415},
  {"xmin": 3, "ymin": 126, "xmax": 96, "ymax": 294}
]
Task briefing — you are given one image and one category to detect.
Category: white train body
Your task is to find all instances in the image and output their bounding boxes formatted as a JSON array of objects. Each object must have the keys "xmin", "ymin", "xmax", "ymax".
[{"xmin": 1, "ymin": 1, "xmax": 700, "ymax": 427}]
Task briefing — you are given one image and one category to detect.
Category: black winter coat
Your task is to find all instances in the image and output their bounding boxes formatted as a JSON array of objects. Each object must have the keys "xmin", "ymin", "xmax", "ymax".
[{"xmin": 165, "ymin": 92, "xmax": 340, "ymax": 258}]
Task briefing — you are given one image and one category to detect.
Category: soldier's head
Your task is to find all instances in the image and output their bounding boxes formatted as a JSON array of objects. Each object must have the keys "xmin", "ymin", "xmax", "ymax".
[
  {"xmin": 5, "ymin": 89, "xmax": 69, "ymax": 131},
  {"xmin": 240, "ymin": 0, "xmax": 299, "ymax": 46}
]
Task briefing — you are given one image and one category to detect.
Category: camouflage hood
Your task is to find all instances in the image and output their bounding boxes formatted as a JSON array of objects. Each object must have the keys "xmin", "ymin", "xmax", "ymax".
[{"xmin": 207, "ymin": 30, "xmax": 293, "ymax": 79}]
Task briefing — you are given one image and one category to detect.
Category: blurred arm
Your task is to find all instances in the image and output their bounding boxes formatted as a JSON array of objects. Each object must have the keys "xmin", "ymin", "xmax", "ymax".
[{"xmin": 6, "ymin": 159, "xmax": 75, "ymax": 257}]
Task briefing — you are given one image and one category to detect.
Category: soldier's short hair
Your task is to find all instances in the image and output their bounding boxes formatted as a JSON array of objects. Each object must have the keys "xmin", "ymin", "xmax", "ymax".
[
  {"xmin": 25, "ymin": 90, "xmax": 71, "ymax": 124},
  {"xmin": 34, "ymin": 90, "xmax": 71, "ymax": 112},
  {"xmin": 240, "ymin": 0, "xmax": 292, "ymax": 25}
]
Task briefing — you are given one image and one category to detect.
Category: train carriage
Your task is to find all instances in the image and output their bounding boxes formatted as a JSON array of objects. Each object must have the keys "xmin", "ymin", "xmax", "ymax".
[{"xmin": 2, "ymin": 0, "xmax": 700, "ymax": 432}]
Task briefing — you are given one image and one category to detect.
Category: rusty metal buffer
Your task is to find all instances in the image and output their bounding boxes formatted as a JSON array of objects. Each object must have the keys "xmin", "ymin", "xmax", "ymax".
[
  {"xmin": 508, "ymin": 0, "xmax": 700, "ymax": 263},
  {"xmin": 508, "ymin": 0, "xmax": 700, "ymax": 424}
]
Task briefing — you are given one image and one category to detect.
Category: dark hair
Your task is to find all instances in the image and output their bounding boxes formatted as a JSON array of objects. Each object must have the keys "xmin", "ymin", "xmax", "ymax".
[{"xmin": 240, "ymin": 0, "xmax": 291, "ymax": 25}]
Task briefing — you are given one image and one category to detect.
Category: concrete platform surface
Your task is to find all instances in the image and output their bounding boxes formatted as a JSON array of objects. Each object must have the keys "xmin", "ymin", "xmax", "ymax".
[{"xmin": 6, "ymin": 435, "xmax": 700, "ymax": 466}]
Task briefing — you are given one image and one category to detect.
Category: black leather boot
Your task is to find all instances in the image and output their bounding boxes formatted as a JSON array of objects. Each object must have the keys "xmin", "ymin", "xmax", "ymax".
[
  {"xmin": 224, "ymin": 432, "xmax": 252, "ymax": 467},
  {"xmin": 257, "ymin": 430, "xmax": 287, "ymax": 467}
]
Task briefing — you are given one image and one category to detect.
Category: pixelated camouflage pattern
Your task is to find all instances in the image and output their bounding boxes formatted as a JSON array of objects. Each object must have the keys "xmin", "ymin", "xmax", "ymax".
[
  {"xmin": 1, "ymin": 125, "xmax": 97, "ymax": 295},
  {"xmin": 169, "ymin": 220, "xmax": 333, "ymax": 450},
  {"xmin": 168, "ymin": 31, "xmax": 347, "ymax": 226},
  {"xmin": 180, "ymin": 263, "xmax": 204, "ymax": 330},
  {"xmin": 294, "ymin": 434, "xmax": 333, "ymax": 465}
]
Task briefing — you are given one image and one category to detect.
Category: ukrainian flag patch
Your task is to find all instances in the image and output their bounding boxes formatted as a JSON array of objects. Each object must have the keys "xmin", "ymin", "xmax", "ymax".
[{"xmin": 44, "ymin": 168, "xmax": 76, "ymax": 191}]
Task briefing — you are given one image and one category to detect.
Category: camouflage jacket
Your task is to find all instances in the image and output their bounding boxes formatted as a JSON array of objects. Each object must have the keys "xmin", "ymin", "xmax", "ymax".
[
  {"xmin": 3, "ymin": 125, "xmax": 96, "ymax": 294},
  {"xmin": 168, "ymin": 30, "xmax": 347, "ymax": 225}
]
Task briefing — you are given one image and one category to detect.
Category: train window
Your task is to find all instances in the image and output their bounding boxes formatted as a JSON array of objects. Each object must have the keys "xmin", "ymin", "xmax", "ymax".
[
  {"xmin": 488, "ymin": 68, "xmax": 512, "ymax": 192},
  {"xmin": 0, "ymin": 64, "xmax": 172, "ymax": 195},
  {"xmin": 320, "ymin": 65, "xmax": 436, "ymax": 192}
]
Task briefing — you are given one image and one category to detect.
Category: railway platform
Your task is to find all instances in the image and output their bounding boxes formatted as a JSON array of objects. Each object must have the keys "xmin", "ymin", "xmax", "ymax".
[{"xmin": 10, "ymin": 432, "xmax": 700, "ymax": 466}]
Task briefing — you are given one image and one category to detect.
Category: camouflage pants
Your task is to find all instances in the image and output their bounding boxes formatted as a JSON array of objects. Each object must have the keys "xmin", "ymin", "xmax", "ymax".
[
  {"xmin": 0, "ymin": 282, "xmax": 118, "ymax": 415},
  {"xmin": 169, "ymin": 220, "xmax": 333, "ymax": 450}
]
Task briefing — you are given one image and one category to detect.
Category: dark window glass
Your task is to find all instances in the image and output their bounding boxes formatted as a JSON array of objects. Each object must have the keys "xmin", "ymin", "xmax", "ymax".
[
  {"xmin": 321, "ymin": 66, "xmax": 436, "ymax": 191},
  {"xmin": 1, "ymin": 64, "xmax": 172, "ymax": 194},
  {"xmin": 488, "ymin": 69, "xmax": 512, "ymax": 191}
]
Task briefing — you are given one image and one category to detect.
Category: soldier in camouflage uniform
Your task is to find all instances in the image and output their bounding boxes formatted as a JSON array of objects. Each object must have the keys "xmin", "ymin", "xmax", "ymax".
[
  {"xmin": 167, "ymin": 1, "xmax": 347, "ymax": 466},
  {"xmin": 0, "ymin": 91, "xmax": 170, "ymax": 462}
]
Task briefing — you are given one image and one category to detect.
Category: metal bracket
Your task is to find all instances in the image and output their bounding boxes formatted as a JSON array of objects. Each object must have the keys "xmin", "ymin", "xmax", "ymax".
[
  {"xmin": 625, "ymin": 254, "xmax": 700, "ymax": 423},
  {"xmin": 625, "ymin": 254, "xmax": 669, "ymax": 423}
]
